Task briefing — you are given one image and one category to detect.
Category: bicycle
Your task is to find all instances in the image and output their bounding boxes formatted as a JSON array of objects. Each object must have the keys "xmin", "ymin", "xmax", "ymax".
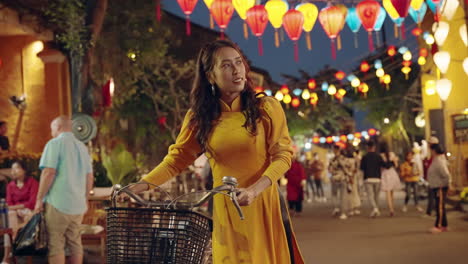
[{"xmin": 106, "ymin": 176, "xmax": 244, "ymax": 264}]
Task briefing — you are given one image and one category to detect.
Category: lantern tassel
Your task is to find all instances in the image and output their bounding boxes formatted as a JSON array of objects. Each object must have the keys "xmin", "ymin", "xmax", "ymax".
[
  {"xmin": 280, "ymin": 28, "xmax": 285, "ymax": 42},
  {"xmin": 368, "ymin": 31, "xmax": 374, "ymax": 52},
  {"xmin": 156, "ymin": 0, "xmax": 161, "ymax": 22},
  {"xmin": 210, "ymin": 15, "xmax": 214, "ymax": 29},
  {"xmin": 394, "ymin": 24, "xmax": 398, "ymax": 38},
  {"xmin": 243, "ymin": 22, "xmax": 248, "ymax": 39},
  {"xmin": 294, "ymin": 41, "xmax": 299, "ymax": 62},
  {"xmin": 337, "ymin": 35, "xmax": 342, "ymax": 50},
  {"xmin": 275, "ymin": 30, "xmax": 280, "ymax": 47},
  {"xmin": 186, "ymin": 16, "xmax": 191, "ymax": 36},
  {"xmin": 401, "ymin": 24, "xmax": 406, "ymax": 40},
  {"xmin": 331, "ymin": 38, "xmax": 336, "ymax": 60},
  {"xmin": 258, "ymin": 37, "xmax": 263, "ymax": 56},
  {"xmin": 376, "ymin": 31, "xmax": 381, "ymax": 47},
  {"xmin": 354, "ymin": 33, "xmax": 358, "ymax": 48},
  {"xmin": 306, "ymin": 33, "xmax": 312, "ymax": 50}
]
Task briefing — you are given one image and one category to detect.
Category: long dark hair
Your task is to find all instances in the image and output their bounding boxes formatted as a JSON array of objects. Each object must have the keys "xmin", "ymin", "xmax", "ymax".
[
  {"xmin": 189, "ymin": 40, "xmax": 262, "ymax": 152},
  {"xmin": 379, "ymin": 142, "xmax": 392, "ymax": 165},
  {"xmin": 12, "ymin": 160, "xmax": 30, "ymax": 181}
]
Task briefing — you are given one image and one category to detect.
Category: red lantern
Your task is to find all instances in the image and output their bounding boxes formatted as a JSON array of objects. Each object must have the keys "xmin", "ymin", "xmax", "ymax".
[
  {"xmin": 291, "ymin": 97, "xmax": 300, "ymax": 108},
  {"xmin": 335, "ymin": 71, "xmax": 346, "ymax": 80},
  {"xmin": 282, "ymin": 10, "xmax": 304, "ymax": 62},
  {"xmin": 102, "ymin": 78, "xmax": 115, "ymax": 107},
  {"xmin": 308, "ymin": 79, "xmax": 316, "ymax": 89},
  {"xmin": 390, "ymin": 0, "xmax": 411, "ymax": 17},
  {"xmin": 356, "ymin": 0, "xmax": 381, "ymax": 51},
  {"xmin": 368, "ymin": 128, "xmax": 377, "ymax": 136},
  {"xmin": 155, "ymin": 0, "xmax": 161, "ymax": 22},
  {"xmin": 313, "ymin": 136, "xmax": 320, "ymax": 144},
  {"xmin": 177, "ymin": 0, "xmax": 199, "ymax": 36},
  {"xmin": 210, "ymin": 0, "xmax": 235, "ymax": 39},
  {"xmin": 340, "ymin": 135, "xmax": 347, "ymax": 142},
  {"xmin": 280, "ymin": 85, "xmax": 290, "ymax": 94},
  {"xmin": 387, "ymin": 45, "xmax": 396, "ymax": 56},
  {"xmin": 402, "ymin": 60, "xmax": 411, "ymax": 67},
  {"xmin": 360, "ymin": 61, "xmax": 370, "ymax": 72},
  {"xmin": 419, "ymin": 48, "xmax": 428, "ymax": 57},
  {"xmin": 411, "ymin": 28, "xmax": 422, "ymax": 36},
  {"xmin": 319, "ymin": 5, "xmax": 347, "ymax": 59},
  {"xmin": 245, "ymin": 5, "xmax": 269, "ymax": 56},
  {"xmin": 326, "ymin": 136, "xmax": 333, "ymax": 143},
  {"xmin": 354, "ymin": 132, "xmax": 362, "ymax": 138}
]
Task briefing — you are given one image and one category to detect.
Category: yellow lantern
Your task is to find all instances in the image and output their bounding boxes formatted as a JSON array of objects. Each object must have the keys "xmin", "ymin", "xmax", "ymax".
[
  {"xmin": 233, "ymin": 0, "xmax": 255, "ymax": 39},
  {"xmin": 351, "ymin": 78, "xmax": 360, "ymax": 88},
  {"xmin": 418, "ymin": 56, "xmax": 426, "ymax": 65},
  {"xmin": 425, "ymin": 80, "xmax": 436, "ymax": 96},
  {"xmin": 401, "ymin": 66, "xmax": 411, "ymax": 79},
  {"xmin": 376, "ymin": 68, "xmax": 385, "ymax": 78},
  {"xmin": 283, "ymin": 94, "xmax": 292, "ymax": 104},
  {"xmin": 383, "ymin": 74, "xmax": 391, "ymax": 90},
  {"xmin": 338, "ymin": 88, "xmax": 346, "ymax": 96},
  {"xmin": 296, "ymin": 3, "xmax": 318, "ymax": 50},
  {"xmin": 383, "ymin": 0, "xmax": 399, "ymax": 19},
  {"xmin": 335, "ymin": 4, "xmax": 348, "ymax": 50},
  {"xmin": 265, "ymin": 0, "xmax": 289, "ymax": 47},
  {"xmin": 410, "ymin": 0, "xmax": 424, "ymax": 11},
  {"xmin": 301, "ymin": 89, "xmax": 311, "ymax": 100},
  {"xmin": 310, "ymin": 92, "xmax": 318, "ymax": 107},
  {"xmin": 204, "ymin": 0, "xmax": 215, "ymax": 28},
  {"xmin": 328, "ymin": 84, "xmax": 337, "ymax": 95},
  {"xmin": 275, "ymin": 90, "xmax": 284, "ymax": 101},
  {"xmin": 403, "ymin": 51, "xmax": 412, "ymax": 61}
]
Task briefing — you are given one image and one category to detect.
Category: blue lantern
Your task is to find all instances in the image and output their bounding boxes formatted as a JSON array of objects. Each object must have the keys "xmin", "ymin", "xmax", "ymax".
[
  {"xmin": 293, "ymin": 88, "xmax": 302, "ymax": 96},
  {"xmin": 426, "ymin": 0, "xmax": 444, "ymax": 15},
  {"xmin": 321, "ymin": 82, "xmax": 329, "ymax": 92},
  {"xmin": 264, "ymin": 89, "xmax": 273, "ymax": 96},
  {"xmin": 374, "ymin": 59, "xmax": 383, "ymax": 69},
  {"xmin": 409, "ymin": 3, "xmax": 428, "ymax": 24},
  {"xmin": 373, "ymin": 7, "xmax": 387, "ymax": 46},
  {"xmin": 346, "ymin": 7, "xmax": 362, "ymax": 48}
]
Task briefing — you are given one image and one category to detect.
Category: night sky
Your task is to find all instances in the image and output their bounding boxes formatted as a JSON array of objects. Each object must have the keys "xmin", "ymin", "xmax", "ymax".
[{"xmin": 162, "ymin": 0, "xmax": 420, "ymax": 84}]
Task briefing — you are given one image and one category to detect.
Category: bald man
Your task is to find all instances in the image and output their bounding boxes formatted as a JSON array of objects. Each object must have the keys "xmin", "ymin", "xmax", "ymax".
[{"xmin": 35, "ymin": 116, "xmax": 93, "ymax": 264}]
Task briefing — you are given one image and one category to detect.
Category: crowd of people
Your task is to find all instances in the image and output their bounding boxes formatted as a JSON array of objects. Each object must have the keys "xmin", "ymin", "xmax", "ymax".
[{"xmin": 283, "ymin": 137, "xmax": 452, "ymax": 234}]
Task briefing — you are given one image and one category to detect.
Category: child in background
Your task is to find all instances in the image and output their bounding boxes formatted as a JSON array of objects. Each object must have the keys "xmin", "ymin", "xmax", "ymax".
[{"xmin": 400, "ymin": 151, "xmax": 423, "ymax": 213}]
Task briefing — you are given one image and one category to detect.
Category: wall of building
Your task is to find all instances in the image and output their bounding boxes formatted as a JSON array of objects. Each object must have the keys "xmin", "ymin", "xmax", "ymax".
[{"xmin": 421, "ymin": 6, "xmax": 468, "ymax": 187}]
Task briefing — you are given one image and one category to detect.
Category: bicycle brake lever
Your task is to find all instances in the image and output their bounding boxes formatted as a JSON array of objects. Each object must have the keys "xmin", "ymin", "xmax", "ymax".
[{"xmin": 230, "ymin": 192, "xmax": 244, "ymax": 220}]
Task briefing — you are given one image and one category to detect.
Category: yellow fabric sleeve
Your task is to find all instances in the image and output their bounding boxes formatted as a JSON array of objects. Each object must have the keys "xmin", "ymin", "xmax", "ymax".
[
  {"xmin": 142, "ymin": 110, "xmax": 202, "ymax": 186},
  {"xmin": 260, "ymin": 97, "xmax": 293, "ymax": 183}
]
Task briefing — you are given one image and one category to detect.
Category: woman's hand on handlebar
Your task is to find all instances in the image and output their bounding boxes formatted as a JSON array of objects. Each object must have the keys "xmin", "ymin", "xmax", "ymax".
[
  {"xmin": 116, "ymin": 181, "xmax": 150, "ymax": 202},
  {"xmin": 236, "ymin": 188, "xmax": 257, "ymax": 206}
]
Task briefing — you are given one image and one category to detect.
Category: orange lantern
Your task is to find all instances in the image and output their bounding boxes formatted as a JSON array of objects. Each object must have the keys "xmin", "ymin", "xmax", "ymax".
[
  {"xmin": 245, "ymin": 5, "xmax": 269, "ymax": 56},
  {"xmin": 265, "ymin": 0, "xmax": 289, "ymax": 47},
  {"xmin": 254, "ymin": 86, "xmax": 264, "ymax": 93},
  {"xmin": 203, "ymin": 0, "xmax": 215, "ymax": 28},
  {"xmin": 296, "ymin": 3, "xmax": 319, "ymax": 50},
  {"xmin": 335, "ymin": 4, "xmax": 348, "ymax": 51},
  {"xmin": 335, "ymin": 71, "xmax": 346, "ymax": 80},
  {"xmin": 313, "ymin": 136, "xmax": 320, "ymax": 144},
  {"xmin": 318, "ymin": 5, "xmax": 347, "ymax": 59},
  {"xmin": 177, "ymin": 0, "xmax": 199, "ymax": 36},
  {"xmin": 354, "ymin": 132, "xmax": 362, "ymax": 138},
  {"xmin": 233, "ymin": 0, "xmax": 255, "ymax": 39},
  {"xmin": 368, "ymin": 128, "xmax": 377, "ymax": 136},
  {"xmin": 340, "ymin": 135, "xmax": 347, "ymax": 142},
  {"xmin": 291, "ymin": 97, "xmax": 300, "ymax": 108},
  {"xmin": 356, "ymin": 0, "xmax": 381, "ymax": 51},
  {"xmin": 282, "ymin": 9, "xmax": 304, "ymax": 62},
  {"xmin": 310, "ymin": 92, "xmax": 318, "ymax": 107},
  {"xmin": 308, "ymin": 79, "xmax": 317, "ymax": 89},
  {"xmin": 280, "ymin": 85, "xmax": 290, "ymax": 94},
  {"xmin": 210, "ymin": 0, "xmax": 235, "ymax": 39},
  {"xmin": 387, "ymin": 45, "xmax": 396, "ymax": 56},
  {"xmin": 326, "ymin": 136, "xmax": 333, "ymax": 144},
  {"xmin": 360, "ymin": 61, "xmax": 370, "ymax": 72}
]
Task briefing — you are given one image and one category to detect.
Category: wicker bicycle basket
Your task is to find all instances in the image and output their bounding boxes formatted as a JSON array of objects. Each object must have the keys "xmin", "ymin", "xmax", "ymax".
[{"xmin": 106, "ymin": 207, "xmax": 212, "ymax": 264}]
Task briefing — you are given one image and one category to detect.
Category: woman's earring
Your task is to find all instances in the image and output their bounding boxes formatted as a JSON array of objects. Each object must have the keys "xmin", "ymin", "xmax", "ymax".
[{"xmin": 211, "ymin": 85, "xmax": 215, "ymax": 96}]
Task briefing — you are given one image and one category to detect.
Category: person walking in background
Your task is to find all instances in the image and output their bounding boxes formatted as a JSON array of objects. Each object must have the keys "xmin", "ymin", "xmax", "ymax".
[
  {"xmin": 303, "ymin": 159, "xmax": 316, "ymax": 203},
  {"xmin": 349, "ymin": 149, "xmax": 362, "ymax": 216},
  {"xmin": 285, "ymin": 155, "xmax": 307, "ymax": 217},
  {"xmin": 329, "ymin": 145, "xmax": 354, "ymax": 220},
  {"xmin": 310, "ymin": 152, "xmax": 325, "ymax": 202},
  {"xmin": 379, "ymin": 142, "xmax": 402, "ymax": 217},
  {"xmin": 423, "ymin": 137, "xmax": 439, "ymax": 217},
  {"xmin": 400, "ymin": 151, "xmax": 423, "ymax": 213},
  {"xmin": 360, "ymin": 141, "xmax": 385, "ymax": 218},
  {"xmin": 34, "ymin": 116, "xmax": 94, "ymax": 264},
  {"xmin": 427, "ymin": 144, "xmax": 451, "ymax": 233}
]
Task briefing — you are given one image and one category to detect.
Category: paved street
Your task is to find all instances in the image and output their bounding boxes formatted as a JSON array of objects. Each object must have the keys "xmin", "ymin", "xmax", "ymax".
[{"xmin": 292, "ymin": 191, "xmax": 468, "ymax": 264}]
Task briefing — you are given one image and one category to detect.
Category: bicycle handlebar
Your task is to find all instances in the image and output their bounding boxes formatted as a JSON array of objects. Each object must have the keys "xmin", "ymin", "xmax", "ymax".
[{"xmin": 111, "ymin": 176, "xmax": 244, "ymax": 220}]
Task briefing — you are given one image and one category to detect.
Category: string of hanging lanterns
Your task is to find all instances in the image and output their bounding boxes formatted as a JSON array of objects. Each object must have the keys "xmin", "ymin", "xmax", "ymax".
[{"xmin": 170, "ymin": 0, "xmax": 445, "ymax": 61}]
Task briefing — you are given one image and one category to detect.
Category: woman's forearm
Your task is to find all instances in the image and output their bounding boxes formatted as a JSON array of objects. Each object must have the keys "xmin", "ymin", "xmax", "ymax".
[{"xmin": 248, "ymin": 176, "xmax": 272, "ymax": 197}]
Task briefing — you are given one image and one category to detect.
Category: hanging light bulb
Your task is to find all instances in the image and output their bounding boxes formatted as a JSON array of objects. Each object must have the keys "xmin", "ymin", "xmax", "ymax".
[
  {"xmin": 433, "ymin": 21, "xmax": 450, "ymax": 46},
  {"xmin": 463, "ymin": 58, "xmax": 468, "ymax": 75},
  {"xmin": 442, "ymin": 0, "xmax": 459, "ymax": 21},
  {"xmin": 402, "ymin": 66, "xmax": 411, "ymax": 79},
  {"xmin": 351, "ymin": 78, "xmax": 361, "ymax": 88},
  {"xmin": 460, "ymin": 24, "xmax": 467, "ymax": 46},
  {"xmin": 425, "ymin": 80, "xmax": 436, "ymax": 95},
  {"xmin": 433, "ymin": 51, "xmax": 451, "ymax": 74},
  {"xmin": 403, "ymin": 51, "xmax": 412, "ymax": 61},
  {"xmin": 425, "ymin": 33, "xmax": 435, "ymax": 45},
  {"xmin": 436, "ymin": 78, "xmax": 452, "ymax": 101},
  {"xmin": 376, "ymin": 68, "xmax": 385, "ymax": 78},
  {"xmin": 302, "ymin": 89, "xmax": 311, "ymax": 100},
  {"xmin": 328, "ymin": 84, "xmax": 337, "ymax": 95},
  {"xmin": 275, "ymin": 90, "xmax": 284, "ymax": 101}
]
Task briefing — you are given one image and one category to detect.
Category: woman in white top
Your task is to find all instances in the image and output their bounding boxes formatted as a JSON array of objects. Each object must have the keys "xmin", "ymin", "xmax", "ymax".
[{"xmin": 379, "ymin": 142, "xmax": 402, "ymax": 216}]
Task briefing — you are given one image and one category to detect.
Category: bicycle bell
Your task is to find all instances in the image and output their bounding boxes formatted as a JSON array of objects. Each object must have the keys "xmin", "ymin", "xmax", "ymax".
[{"xmin": 222, "ymin": 176, "xmax": 238, "ymax": 187}]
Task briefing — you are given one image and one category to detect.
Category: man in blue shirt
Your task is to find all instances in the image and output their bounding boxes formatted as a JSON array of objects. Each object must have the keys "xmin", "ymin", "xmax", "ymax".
[{"xmin": 35, "ymin": 116, "xmax": 93, "ymax": 264}]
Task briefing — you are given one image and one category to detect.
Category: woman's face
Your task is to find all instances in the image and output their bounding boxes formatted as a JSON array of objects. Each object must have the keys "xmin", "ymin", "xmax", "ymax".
[
  {"xmin": 406, "ymin": 152, "xmax": 414, "ymax": 161},
  {"xmin": 209, "ymin": 47, "xmax": 246, "ymax": 100},
  {"xmin": 11, "ymin": 162, "xmax": 26, "ymax": 180}
]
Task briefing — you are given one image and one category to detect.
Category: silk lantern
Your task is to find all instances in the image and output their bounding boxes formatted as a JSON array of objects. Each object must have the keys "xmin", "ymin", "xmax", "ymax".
[
  {"xmin": 436, "ymin": 78, "xmax": 452, "ymax": 101},
  {"xmin": 177, "ymin": 0, "xmax": 199, "ymax": 36},
  {"xmin": 433, "ymin": 51, "xmax": 450, "ymax": 74},
  {"xmin": 460, "ymin": 24, "xmax": 467, "ymax": 46},
  {"xmin": 411, "ymin": 0, "xmax": 425, "ymax": 10},
  {"xmin": 245, "ymin": 5, "xmax": 269, "ymax": 56},
  {"xmin": 357, "ymin": 0, "xmax": 381, "ymax": 51},
  {"xmin": 383, "ymin": 0, "xmax": 400, "ymax": 19},
  {"xmin": 203, "ymin": 0, "xmax": 215, "ymax": 28},
  {"xmin": 463, "ymin": 58, "xmax": 468, "ymax": 75},
  {"xmin": 409, "ymin": 2, "xmax": 427, "ymax": 26},
  {"xmin": 391, "ymin": 16, "xmax": 405, "ymax": 39},
  {"xmin": 210, "ymin": 0, "xmax": 235, "ymax": 39},
  {"xmin": 433, "ymin": 21, "xmax": 449, "ymax": 46},
  {"xmin": 265, "ymin": 0, "xmax": 289, "ymax": 47},
  {"xmin": 374, "ymin": 7, "xmax": 387, "ymax": 46},
  {"xmin": 319, "ymin": 5, "xmax": 347, "ymax": 59},
  {"xmin": 442, "ymin": 0, "xmax": 459, "ymax": 21},
  {"xmin": 283, "ymin": 9, "xmax": 304, "ymax": 62},
  {"xmin": 390, "ymin": 0, "xmax": 411, "ymax": 17},
  {"xmin": 296, "ymin": 3, "xmax": 318, "ymax": 50},
  {"xmin": 233, "ymin": 0, "xmax": 255, "ymax": 39},
  {"xmin": 427, "ymin": 0, "xmax": 443, "ymax": 21},
  {"xmin": 346, "ymin": 7, "xmax": 362, "ymax": 48},
  {"xmin": 335, "ymin": 4, "xmax": 348, "ymax": 50}
]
